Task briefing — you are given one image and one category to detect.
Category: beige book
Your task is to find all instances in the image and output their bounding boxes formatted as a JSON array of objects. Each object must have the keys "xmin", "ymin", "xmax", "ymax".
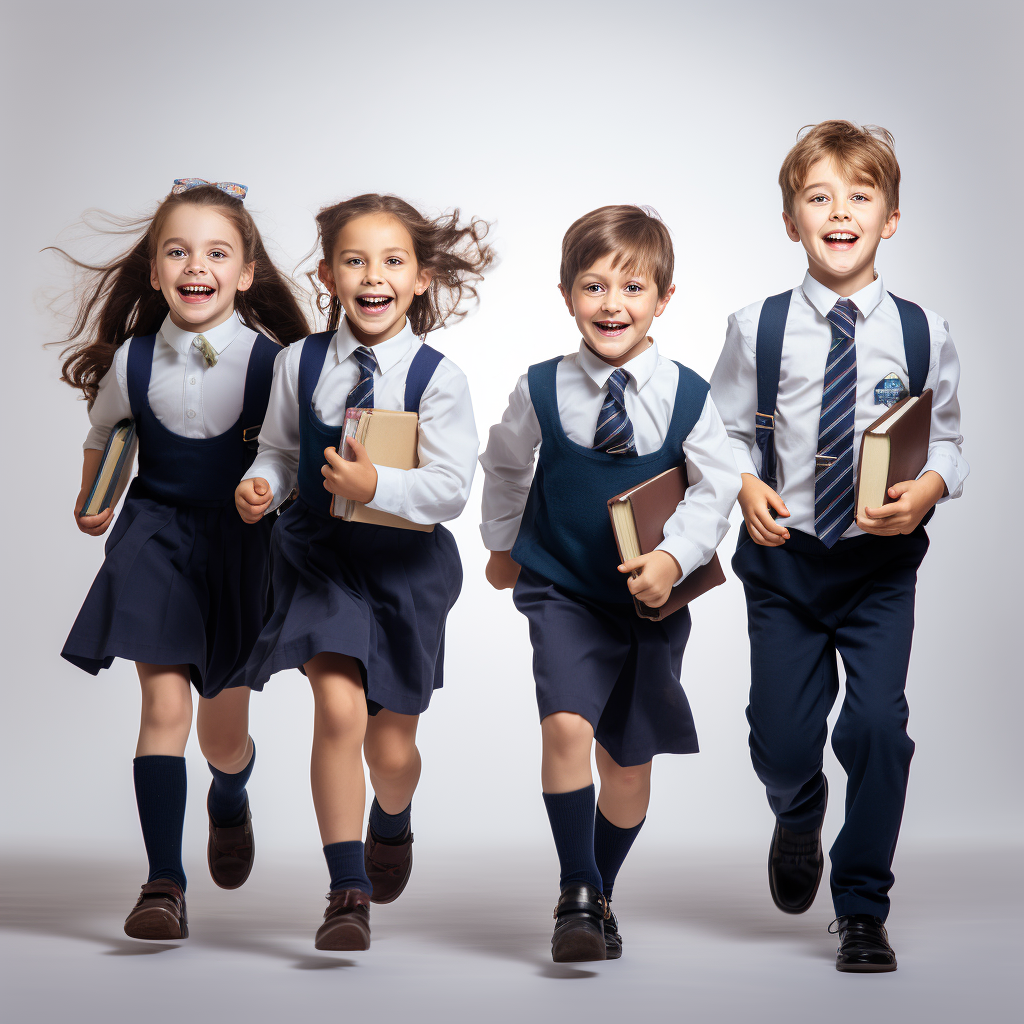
[
  {"xmin": 80, "ymin": 419, "xmax": 138, "ymax": 517},
  {"xmin": 330, "ymin": 408, "xmax": 434, "ymax": 532}
]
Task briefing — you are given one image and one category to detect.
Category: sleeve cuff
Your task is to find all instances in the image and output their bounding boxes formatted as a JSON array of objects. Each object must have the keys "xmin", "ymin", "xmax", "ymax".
[
  {"xmin": 480, "ymin": 518, "xmax": 523, "ymax": 552},
  {"xmin": 365, "ymin": 464, "xmax": 405, "ymax": 516},
  {"xmin": 921, "ymin": 452, "xmax": 964, "ymax": 502},
  {"xmin": 730, "ymin": 441, "xmax": 759, "ymax": 478},
  {"xmin": 656, "ymin": 535, "xmax": 705, "ymax": 585}
]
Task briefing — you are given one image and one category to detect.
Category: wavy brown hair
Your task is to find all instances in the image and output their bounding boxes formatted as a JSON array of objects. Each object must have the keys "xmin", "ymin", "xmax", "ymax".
[
  {"xmin": 308, "ymin": 194, "xmax": 495, "ymax": 335},
  {"xmin": 55, "ymin": 185, "xmax": 310, "ymax": 403}
]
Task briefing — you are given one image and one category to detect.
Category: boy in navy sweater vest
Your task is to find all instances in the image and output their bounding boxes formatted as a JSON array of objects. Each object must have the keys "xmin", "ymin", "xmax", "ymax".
[
  {"xmin": 481, "ymin": 206, "xmax": 740, "ymax": 962},
  {"xmin": 711, "ymin": 121, "xmax": 968, "ymax": 972}
]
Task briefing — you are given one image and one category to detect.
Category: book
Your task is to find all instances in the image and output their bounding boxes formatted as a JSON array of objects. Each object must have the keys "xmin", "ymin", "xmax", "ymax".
[
  {"xmin": 330, "ymin": 408, "xmax": 434, "ymax": 533},
  {"xmin": 607, "ymin": 465, "xmax": 726, "ymax": 620},
  {"xmin": 855, "ymin": 389, "xmax": 933, "ymax": 520},
  {"xmin": 79, "ymin": 418, "xmax": 138, "ymax": 517}
]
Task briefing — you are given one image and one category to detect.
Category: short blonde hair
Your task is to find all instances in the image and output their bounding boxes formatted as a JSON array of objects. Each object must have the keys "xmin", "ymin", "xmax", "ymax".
[
  {"xmin": 560, "ymin": 205, "xmax": 674, "ymax": 298},
  {"xmin": 779, "ymin": 120, "xmax": 900, "ymax": 217}
]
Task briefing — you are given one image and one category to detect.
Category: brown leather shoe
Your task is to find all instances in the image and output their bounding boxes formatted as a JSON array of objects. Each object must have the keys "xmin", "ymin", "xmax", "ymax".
[
  {"xmin": 207, "ymin": 793, "xmax": 255, "ymax": 890},
  {"xmin": 364, "ymin": 825, "xmax": 414, "ymax": 904},
  {"xmin": 124, "ymin": 880, "xmax": 188, "ymax": 940},
  {"xmin": 314, "ymin": 889, "xmax": 371, "ymax": 950}
]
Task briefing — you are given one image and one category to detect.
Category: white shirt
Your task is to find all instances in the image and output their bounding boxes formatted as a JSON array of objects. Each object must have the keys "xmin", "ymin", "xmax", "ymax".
[
  {"xmin": 249, "ymin": 318, "xmax": 478, "ymax": 524},
  {"xmin": 710, "ymin": 271, "xmax": 968, "ymax": 539},
  {"xmin": 479, "ymin": 339, "xmax": 741, "ymax": 582},
  {"xmin": 84, "ymin": 312, "xmax": 261, "ymax": 450}
]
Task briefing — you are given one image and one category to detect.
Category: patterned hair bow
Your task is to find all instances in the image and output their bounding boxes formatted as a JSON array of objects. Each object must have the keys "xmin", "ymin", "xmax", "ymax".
[{"xmin": 171, "ymin": 178, "xmax": 248, "ymax": 200}]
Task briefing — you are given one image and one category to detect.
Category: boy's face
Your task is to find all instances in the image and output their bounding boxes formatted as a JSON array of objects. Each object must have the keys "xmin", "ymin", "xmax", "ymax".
[
  {"xmin": 560, "ymin": 253, "xmax": 674, "ymax": 367},
  {"xmin": 783, "ymin": 157, "xmax": 899, "ymax": 294}
]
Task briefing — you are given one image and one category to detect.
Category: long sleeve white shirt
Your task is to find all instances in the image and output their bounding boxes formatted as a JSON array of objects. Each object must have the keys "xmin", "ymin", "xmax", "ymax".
[
  {"xmin": 479, "ymin": 338, "xmax": 741, "ymax": 582},
  {"xmin": 84, "ymin": 312, "xmax": 261, "ymax": 449},
  {"xmin": 248, "ymin": 318, "xmax": 478, "ymax": 524},
  {"xmin": 710, "ymin": 272, "xmax": 968, "ymax": 539}
]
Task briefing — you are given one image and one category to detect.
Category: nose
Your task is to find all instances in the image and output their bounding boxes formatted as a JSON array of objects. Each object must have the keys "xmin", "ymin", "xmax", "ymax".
[
  {"xmin": 362, "ymin": 261, "xmax": 385, "ymax": 285},
  {"xmin": 830, "ymin": 197, "xmax": 852, "ymax": 222},
  {"xmin": 185, "ymin": 253, "xmax": 207, "ymax": 275},
  {"xmin": 601, "ymin": 293, "xmax": 622, "ymax": 314}
]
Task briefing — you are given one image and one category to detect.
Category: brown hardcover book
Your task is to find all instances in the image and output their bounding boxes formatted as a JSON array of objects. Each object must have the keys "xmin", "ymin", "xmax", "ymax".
[
  {"xmin": 607, "ymin": 465, "xmax": 726, "ymax": 621},
  {"xmin": 330, "ymin": 408, "xmax": 434, "ymax": 533},
  {"xmin": 855, "ymin": 389, "xmax": 932, "ymax": 521},
  {"xmin": 79, "ymin": 418, "xmax": 138, "ymax": 517}
]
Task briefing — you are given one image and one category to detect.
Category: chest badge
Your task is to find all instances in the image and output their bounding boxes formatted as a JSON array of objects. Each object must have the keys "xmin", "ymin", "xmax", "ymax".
[{"xmin": 874, "ymin": 372, "xmax": 907, "ymax": 407}]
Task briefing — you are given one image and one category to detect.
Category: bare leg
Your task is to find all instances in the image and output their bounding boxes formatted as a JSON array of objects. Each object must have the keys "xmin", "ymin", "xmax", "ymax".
[
  {"xmin": 136, "ymin": 663, "xmax": 193, "ymax": 756},
  {"xmin": 541, "ymin": 711, "xmax": 595, "ymax": 793},
  {"xmin": 363, "ymin": 710, "xmax": 421, "ymax": 815},
  {"xmin": 307, "ymin": 653, "xmax": 368, "ymax": 845},
  {"xmin": 197, "ymin": 687, "xmax": 253, "ymax": 773},
  {"xmin": 595, "ymin": 744, "xmax": 651, "ymax": 828}
]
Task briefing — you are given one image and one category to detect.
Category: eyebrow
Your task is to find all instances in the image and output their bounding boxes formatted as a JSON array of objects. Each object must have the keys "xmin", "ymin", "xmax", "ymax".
[
  {"xmin": 801, "ymin": 181, "xmax": 874, "ymax": 193},
  {"xmin": 337, "ymin": 247, "xmax": 412, "ymax": 257},
  {"xmin": 162, "ymin": 238, "xmax": 236, "ymax": 248}
]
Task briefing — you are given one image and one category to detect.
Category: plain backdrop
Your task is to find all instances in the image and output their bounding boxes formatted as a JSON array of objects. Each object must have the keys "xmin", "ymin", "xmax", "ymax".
[{"xmin": 1, "ymin": 0, "xmax": 1020, "ymax": 873}]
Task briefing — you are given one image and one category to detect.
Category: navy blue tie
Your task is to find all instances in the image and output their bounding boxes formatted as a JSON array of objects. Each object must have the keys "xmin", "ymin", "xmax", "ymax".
[
  {"xmin": 814, "ymin": 298, "xmax": 858, "ymax": 547},
  {"xmin": 593, "ymin": 368, "xmax": 637, "ymax": 456},
  {"xmin": 345, "ymin": 346, "xmax": 377, "ymax": 411}
]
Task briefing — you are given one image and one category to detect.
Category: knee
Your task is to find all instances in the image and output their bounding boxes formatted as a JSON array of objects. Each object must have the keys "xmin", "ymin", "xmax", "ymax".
[
  {"xmin": 200, "ymin": 732, "xmax": 249, "ymax": 767},
  {"xmin": 542, "ymin": 712, "xmax": 594, "ymax": 756},
  {"xmin": 601, "ymin": 762, "xmax": 651, "ymax": 795},
  {"xmin": 749, "ymin": 731, "xmax": 821, "ymax": 792},
  {"xmin": 313, "ymin": 686, "xmax": 367, "ymax": 742},
  {"xmin": 141, "ymin": 692, "xmax": 192, "ymax": 735},
  {"xmin": 365, "ymin": 738, "xmax": 417, "ymax": 780},
  {"xmin": 833, "ymin": 705, "xmax": 914, "ymax": 762}
]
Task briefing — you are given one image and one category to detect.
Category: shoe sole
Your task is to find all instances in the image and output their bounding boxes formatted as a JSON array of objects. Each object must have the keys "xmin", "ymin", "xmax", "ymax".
[
  {"xmin": 768, "ymin": 778, "xmax": 827, "ymax": 915},
  {"xmin": 314, "ymin": 924, "xmax": 371, "ymax": 951},
  {"xmin": 552, "ymin": 922, "xmax": 607, "ymax": 963},
  {"xmin": 124, "ymin": 908, "xmax": 188, "ymax": 940},
  {"xmin": 836, "ymin": 961, "xmax": 897, "ymax": 973}
]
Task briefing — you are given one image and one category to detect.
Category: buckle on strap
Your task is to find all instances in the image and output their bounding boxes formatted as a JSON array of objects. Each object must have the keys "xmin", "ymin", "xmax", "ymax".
[
  {"xmin": 755, "ymin": 412, "xmax": 775, "ymax": 430},
  {"xmin": 242, "ymin": 424, "xmax": 261, "ymax": 448}
]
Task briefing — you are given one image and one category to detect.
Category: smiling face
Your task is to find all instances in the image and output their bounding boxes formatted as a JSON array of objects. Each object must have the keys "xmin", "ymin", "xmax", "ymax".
[
  {"xmin": 560, "ymin": 253, "xmax": 674, "ymax": 366},
  {"xmin": 784, "ymin": 157, "xmax": 900, "ymax": 295},
  {"xmin": 317, "ymin": 213, "xmax": 432, "ymax": 346},
  {"xmin": 149, "ymin": 204, "xmax": 254, "ymax": 334}
]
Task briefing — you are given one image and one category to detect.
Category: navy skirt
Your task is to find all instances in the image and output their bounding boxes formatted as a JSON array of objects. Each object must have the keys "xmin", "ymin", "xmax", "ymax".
[
  {"xmin": 62, "ymin": 483, "xmax": 273, "ymax": 698},
  {"xmin": 512, "ymin": 566, "xmax": 698, "ymax": 767},
  {"xmin": 239, "ymin": 500, "xmax": 462, "ymax": 716}
]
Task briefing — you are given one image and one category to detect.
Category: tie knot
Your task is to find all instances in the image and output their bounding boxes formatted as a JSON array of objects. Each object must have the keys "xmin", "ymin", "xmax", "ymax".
[
  {"xmin": 827, "ymin": 298, "xmax": 858, "ymax": 338},
  {"xmin": 607, "ymin": 367, "xmax": 630, "ymax": 398},
  {"xmin": 353, "ymin": 346, "xmax": 377, "ymax": 375}
]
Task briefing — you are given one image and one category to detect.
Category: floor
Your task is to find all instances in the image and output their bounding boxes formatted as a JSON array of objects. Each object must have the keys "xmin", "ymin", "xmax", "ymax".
[{"xmin": 2, "ymin": 843, "xmax": 1017, "ymax": 1024}]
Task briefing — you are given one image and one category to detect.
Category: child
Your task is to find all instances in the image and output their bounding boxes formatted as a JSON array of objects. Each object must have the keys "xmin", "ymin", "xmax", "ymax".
[
  {"xmin": 480, "ymin": 205, "xmax": 740, "ymax": 963},
  {"xmin": 60, "ymin": 180, "xmax": 310, "ymax": 938},
  {"xmin": 234, "ymin": 193, "xmax": 493, "ymax": 951},
  {"xmin": 710, "ymin": 121, "xmax": 968, "ymax": 972}
]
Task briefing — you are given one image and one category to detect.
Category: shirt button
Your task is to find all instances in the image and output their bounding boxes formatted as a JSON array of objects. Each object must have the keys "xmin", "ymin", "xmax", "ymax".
[
  {"xmin": 187, "ymin": 410, "xmax": 196, "ymax": 419},
  {"xmin": 190, "ymin": 376, "xmax": 197, "ymax": 385}
]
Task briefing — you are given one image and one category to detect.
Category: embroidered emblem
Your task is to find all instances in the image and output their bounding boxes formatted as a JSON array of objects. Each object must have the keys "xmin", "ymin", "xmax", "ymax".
[
  {"xmin": 193, "ymin": 334, "xmax": 218, "ymax": 368},
  {"xmin": 874, "ymin": 372, "xmax": 907, "ymax": 407}
]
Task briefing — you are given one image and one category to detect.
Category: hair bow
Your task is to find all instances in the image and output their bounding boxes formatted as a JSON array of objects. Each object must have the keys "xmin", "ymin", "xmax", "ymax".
[{"xmin": 171, "ymin": 178, "xmax": 248, "ymax": 200}]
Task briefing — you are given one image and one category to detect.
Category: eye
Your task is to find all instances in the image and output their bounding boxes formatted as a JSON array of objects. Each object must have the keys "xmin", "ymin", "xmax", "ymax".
[
  {"xmin": 167, "ymin": 248, "xmax": 186, "ymax": 258},
  {"xmin": 346, "ymin": 258, "xmax": 365, "ymax": 267},
  {"xmin": 584, "ymin": 284, "xmax": 603, "ymax": 294},
  {"xmin": 810, "ymin": 194, "xmax": 830, "ymax": 204},
  {"xmin": 851, "ymin": 193, "xmax": 869, "ymax": 202},
  {"xmin": 624, "ymin": 284, "xmax": 642, "ymax": 294},
  {"xmin": 385, "ymin": 257, "xmax": 403, "ymax": 266},
  {"xmin": 208, "ymin": 249, "xmax": 227, "ymax": 259}
]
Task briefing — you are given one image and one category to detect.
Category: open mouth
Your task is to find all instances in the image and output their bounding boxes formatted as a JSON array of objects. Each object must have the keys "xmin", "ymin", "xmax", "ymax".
[
  {"xmin": 177, "ymin": 284, "xmax": 215, "ymax": 303},
  {"xmin": 593, "ymin": 321, "xmax": 630, "ymax": 338},
  {"xmin": 823, "ymin": 232, "xmax": 858, "ymax": 251},
  {"xmin": 356, "ymin": 295, "xmax": 394, "ymax": 315}
]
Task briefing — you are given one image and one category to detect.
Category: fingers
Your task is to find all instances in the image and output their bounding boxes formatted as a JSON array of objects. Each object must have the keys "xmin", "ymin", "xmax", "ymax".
[
  {"xmin": 346, "ymin": 438, "xmax": 368, "ymax": 462},
  {"xmin": 765, "ymin": 489, "xmax": 791, "ymax": 519},
  {"xmin": 77, "ymin": 508, "xmax": 114, "ymax": 536},
  {"xmin": 253, "ymin": 477, "xmax": 269, "ymax": 496},
  {"xmin": 323, "ymin": 446, "xmax": 346, "ymax": 470}
]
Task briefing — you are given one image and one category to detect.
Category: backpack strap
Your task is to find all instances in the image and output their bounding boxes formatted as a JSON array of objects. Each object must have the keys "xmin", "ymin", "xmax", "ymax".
[
  {"xmin": 525, "ymin": 357, "xmax": 564, "ymax": 439},
  {"xmin": 403, "ymin": 343, "xmax": 445, "ymax": 413},
  {"xmin": 889, "ymin": 293, "xmax": 930, "ymax": 397},
  {"xmin": 125, "ymin": 334, "xmax": 157, "ymax": 419},
  {"xmin": 297, "ymin": 332, "xmax": 334, "ymax": 409},
  {"xmin": 754, "ymin": 291, "xmax": 792, "ymax": 490},
  {"xmin": 239, "ymin": 334, "xmax": 281, "ymax": 449}
]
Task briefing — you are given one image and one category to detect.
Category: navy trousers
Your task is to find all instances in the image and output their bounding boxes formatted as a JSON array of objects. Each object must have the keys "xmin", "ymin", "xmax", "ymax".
[{"xmin": 732, "ymin": 524, "xmax": 928, "ymax": 920}]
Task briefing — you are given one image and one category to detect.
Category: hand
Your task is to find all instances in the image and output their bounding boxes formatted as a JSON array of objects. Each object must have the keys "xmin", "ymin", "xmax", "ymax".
[
  {"xmin": 619, "ymin": 549, "xmax": 682, "ymax": 609},
  {"xmin": 74, "ymin": 486, "xmax": 114, "ymax": 536},
  {"xmin": 322, "ymin": 439, "xmax": 378, "ymax": 503},
  {"xmin": 738, "ymin": 472, "xmax": 790, "ymax": 546},
  {"xmin": 859, "ymin": 470, "xmax": 946, "ymax": 536},
  {"xmin": 485, "ymin": 550, "xmax": 521, "ymax": 590},
  {"xmin": 235, "ymin": 477, "xmax": 274, "ymax": 523}
]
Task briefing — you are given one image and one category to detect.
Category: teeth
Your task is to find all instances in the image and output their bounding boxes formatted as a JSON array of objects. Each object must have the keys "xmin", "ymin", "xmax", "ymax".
[
  {"xmin": 181, "ymin": 285, "xmax": 213, "ymax": 293},
  {"xmin": 826, "ymin": 233, "xmax": 856, "ymax": 241},
  {"xmin": 359, "ymin": 296, "xmax": 391, "ymax": 306}
]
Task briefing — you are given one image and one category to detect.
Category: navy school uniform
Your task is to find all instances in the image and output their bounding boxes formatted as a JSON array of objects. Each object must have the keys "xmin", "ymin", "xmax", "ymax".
[
  {"xmin": 62, "ymin": 328, "xmax": 279, "ymax": 697},
  {"xmin": 711, "ymin": 273, "xmax": 968, "ymax": 919}
]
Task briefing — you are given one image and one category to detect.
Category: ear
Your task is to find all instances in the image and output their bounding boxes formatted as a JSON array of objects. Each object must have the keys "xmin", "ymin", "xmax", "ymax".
[
  {"xmin": 654, "ymin": 283, "xmax": 676, "ymax": 318},
  {"xmin": 317, "ymin": 259, "xmax": 336, "ymax": 296},
  {"xmin": 150, "ymin": 259, "xmax": 161, "ymax": 292},
  {"xmin": 782, "ymin": 210, "xmax": 801, "ymax": 243},
  {"xmin": 558, "ymin": 283, "xmax": 575, "ymax": 317},
  {"xmin": 881, "ymin": 208, "xmax": 900, "ymax": 240},
  {"xmin": 414, "ymin": 266, "xmax": 433, "ymax": 296},
  {"xmin": 236, "ymin": 261, "xmax": 256, "ymax": 293}
]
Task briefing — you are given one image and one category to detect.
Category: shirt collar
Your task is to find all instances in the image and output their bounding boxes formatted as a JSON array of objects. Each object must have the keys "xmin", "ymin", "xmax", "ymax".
[
  {"xmin": 333, "ymin": 316, "xmax": 416, "ymax": 374},
  {"xmin": 159, "ymin": 310, "xmax": 245, "ymax": 358},
  {"xmin": 577, "ymin": 337, "xmax": 660, "ymax": 392},
  {"xmin": 800, "ymin": 270, "xmax": 885, "ymax": 321}
]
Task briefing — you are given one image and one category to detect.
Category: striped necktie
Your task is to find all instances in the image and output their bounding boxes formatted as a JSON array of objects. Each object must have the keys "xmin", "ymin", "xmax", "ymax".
[
  {"xmin": 814, "ymin": 297, "xmax": 858, "ymax": 547},
  {"xmin": 593, "ymin": 367, "xmax": 637, "ymax": 456},
  {"xmin": 345, "ymin": 346, "xmax": 377, "ymax": 411}
]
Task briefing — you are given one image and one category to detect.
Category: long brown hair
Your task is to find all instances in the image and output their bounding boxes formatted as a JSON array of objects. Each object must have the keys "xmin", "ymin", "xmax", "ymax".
[
  {"xmin": 55, "ymin": 185, "xmax": 310, "ymax": 403},
  {"xmin": 308, "ymin": 194, "xmax": 495, "ymax": 335}
]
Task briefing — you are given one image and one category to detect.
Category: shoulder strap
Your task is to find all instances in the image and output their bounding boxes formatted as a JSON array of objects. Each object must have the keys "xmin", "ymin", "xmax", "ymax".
[
  {"xmin": 525, "ymin": 356, "xmax": 564, "ymax": 438},
  {"xmin": 125, "ymin": 334, "xmax": 157, "ymax": 418},
  {"xmin": 667, "ymin": 362, "xmax": 711, "ymax": 443},
  {"xmin": 297, "ymin": 332, "xmax": 333, "ymax": 409},
  {"xmin": 754, "ymin": 291, "xmax": 792, "ymax": 489},
  {"xmin": 889, "ymin": 293, "xmax": 930, "ymax": 397},
  {"xmin": 240, "ymin": 334, "xmax": 280, "ymax": 447},
  {"xmin": 403, "ymin": 343, "xmax": 446, "ymax": 413}
]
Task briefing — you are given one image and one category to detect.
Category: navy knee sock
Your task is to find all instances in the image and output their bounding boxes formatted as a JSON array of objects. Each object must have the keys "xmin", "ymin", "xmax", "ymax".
[
  {"xmin": 542, "ymin": 784, "xmax": 602, "ymax": 892},
  {"xmin": 323, "ymin": 841, "xmax": 372, "ymax": 895},
  {"xmin": 207, "ymin": 740, "xmax": 256, "ymax": 828},
  {"xmin": 368, "ymin": 797, "xmax": 411, "ymax": 840},
  {"xmin": 594, "ymin": 806, "xmax": 645, "ymax": 900},
  {"xmin": 133, "ymin": 755, "xmax": 187, "ymax": 891}
]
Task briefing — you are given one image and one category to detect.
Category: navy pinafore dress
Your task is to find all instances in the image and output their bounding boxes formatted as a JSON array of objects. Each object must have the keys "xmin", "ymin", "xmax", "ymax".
[
  {"xmin": 510, "ymin": 355, "xmax": 710, "ymax": 767},
  {"xmin": 240, "ymin": 332, "xmax": 463, "ymax": 716},
  {"xmin": 61, "ymin": 332, "xmax": 279, "ymax": 697}
]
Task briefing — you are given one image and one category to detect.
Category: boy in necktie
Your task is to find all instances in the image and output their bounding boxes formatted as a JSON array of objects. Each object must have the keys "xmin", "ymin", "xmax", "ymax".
[
  {"xmin": 711, "ymin": 121, "xmax": 968, "ymax": 972},
  {"xmin": 480, "ymin": 205, "xmax": 740, "ymax": 963}
]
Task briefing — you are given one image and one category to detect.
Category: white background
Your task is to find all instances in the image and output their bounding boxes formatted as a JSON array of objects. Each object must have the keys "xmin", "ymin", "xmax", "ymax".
[{"xmin": 2, "ymin": 0, "xmax": 1020, "ymax": 870}]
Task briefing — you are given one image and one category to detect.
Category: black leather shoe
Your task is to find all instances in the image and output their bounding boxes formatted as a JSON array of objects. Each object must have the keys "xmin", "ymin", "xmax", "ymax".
[
  {"xmin": 769, "ymin": 777, "xmax": 827, "ymax": 914},
  {"xmin": 207, "ymin": 792, "xmax": 255, "ymax": 890},
  {"xmin": 551, "ymin": 883, "xmax": 607, "ymax": 963},
  {"xmin": 603, "ymin": 902, "xmax": 622, "ymax": 960},
  {"xmin": 832, "ymin": 914, "xmax": 897, "ymax": 973}
]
